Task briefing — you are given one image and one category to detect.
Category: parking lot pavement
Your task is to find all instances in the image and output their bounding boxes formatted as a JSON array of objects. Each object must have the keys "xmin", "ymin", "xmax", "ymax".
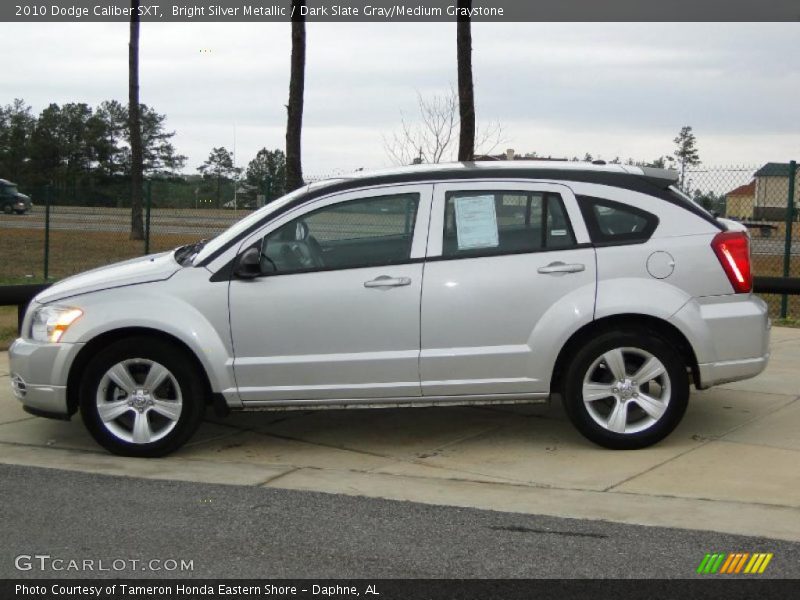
[
  {"xmin": 1, "ymin": 327, "xmax": 799, "ymax": 542},
  {"xmin": 3, "ymin": 463, "xmax": 800, "ymax": 579}
]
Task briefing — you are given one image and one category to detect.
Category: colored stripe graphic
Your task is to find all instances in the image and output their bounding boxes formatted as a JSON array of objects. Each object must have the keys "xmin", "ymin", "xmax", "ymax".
[
  {"xmin": 745, "ymin": 554, "xmax": 760, "ymax": 573},
  {"xmin": 758, "ymin": 553, "xmax": 773, "ymax": 573},
  {"xmin": 697, "ymin": 554, "xmax": 712, "ymax": 574},
  {"xmin": 711, "ymin": 553, "xmax": 725, "ymax": 573},
  {"xmin": 727, "ymin": 553, "xmax": 749, "ymax": 573},
  {"xmin": 699, "ymin": 553, "xmax": 726, "ymax": 574},
  {"xmin": 719, "ymin": 554, "xmax": 735, "ymax": 573},
  {"xmin": 700, "ymin": 553, "xmax": 774, "ymax": 574}
]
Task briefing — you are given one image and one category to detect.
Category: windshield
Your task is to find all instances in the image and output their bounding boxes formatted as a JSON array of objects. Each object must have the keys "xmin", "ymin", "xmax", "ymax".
[{"xmin": 191, "ymin": 180, "xmax": 344, "ymax": 265}]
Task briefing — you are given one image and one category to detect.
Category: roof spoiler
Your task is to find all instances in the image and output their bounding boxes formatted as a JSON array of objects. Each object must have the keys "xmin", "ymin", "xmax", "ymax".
[{"xmin": 636, "ymin": 167, "xmax": 680, "ymax": 189}]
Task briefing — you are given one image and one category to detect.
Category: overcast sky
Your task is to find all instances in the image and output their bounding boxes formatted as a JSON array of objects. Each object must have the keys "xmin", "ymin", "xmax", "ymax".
[{"xmin": 1, "ymin": 22, "xmax": 798, "ymax": 176}]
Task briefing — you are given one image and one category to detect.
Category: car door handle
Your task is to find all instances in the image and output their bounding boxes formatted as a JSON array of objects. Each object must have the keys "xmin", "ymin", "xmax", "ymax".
[
  {"xmin": 364, "ymin": 276, "xmax": 412, "ymax": 288},
  {"xmin": 537, "ymin": 262, "xmax": 585, "ymax": 275}
]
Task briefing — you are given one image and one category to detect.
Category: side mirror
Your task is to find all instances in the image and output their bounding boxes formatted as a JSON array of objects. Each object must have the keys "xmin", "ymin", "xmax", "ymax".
[{"xmin": 235, "ymin": 247, "xmax": 262, "ymax": 279}]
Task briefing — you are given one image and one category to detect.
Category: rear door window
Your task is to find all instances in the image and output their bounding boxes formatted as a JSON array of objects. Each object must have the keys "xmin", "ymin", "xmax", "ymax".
[
  {"xmin": 578, "ymin": 196, "xmax": 658, "ymax": 244},
  {"xmin": 442, "ymin": 191, "xmax": 576, "ymax": 258}
]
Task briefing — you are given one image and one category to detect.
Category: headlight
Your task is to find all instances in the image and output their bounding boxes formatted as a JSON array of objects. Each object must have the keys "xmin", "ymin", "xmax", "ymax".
[{"xmin": 30, "ymin": 306, "xmax": 83, "ymax": 343}]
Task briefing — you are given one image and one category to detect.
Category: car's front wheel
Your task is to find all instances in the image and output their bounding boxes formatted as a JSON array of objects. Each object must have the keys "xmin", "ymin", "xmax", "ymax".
[
  {"xmin": 562, "ymin": 331, "xmax": 689, "ymax": 449},
  {"xmin": 79, "ymin": 337, "xmax": 206, "ymax": 457}
]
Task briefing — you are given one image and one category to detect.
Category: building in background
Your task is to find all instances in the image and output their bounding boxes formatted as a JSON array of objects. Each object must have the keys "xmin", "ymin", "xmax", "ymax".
[
  {"xmin": 754, "ymin": 162, "xmax": 800, "ymax": 221},
  {"xmin": 725, "ymin": 181, "xmax": 756, "ymax": 220}
]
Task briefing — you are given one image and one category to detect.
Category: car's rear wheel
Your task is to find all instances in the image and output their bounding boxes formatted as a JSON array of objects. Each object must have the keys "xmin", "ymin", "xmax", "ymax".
[
  {"xmin": 2, "ymin": 203, "xmax": 12, "ymax": 214},
  {"xmin": 79, "ymin": 337, "xmax": 206, "ymax": 457},
  {"xmin": 562, "ymin": 331, "xmax": 689, "ymax": 449}
]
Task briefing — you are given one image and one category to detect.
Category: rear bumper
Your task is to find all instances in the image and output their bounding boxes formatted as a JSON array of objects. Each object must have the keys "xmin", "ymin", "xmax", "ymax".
[
  {"xmin": 670, "ymin": 294, "xmax": 770, "ymax": 389},
  {"xmin": 697, "ymin": 355, "xmax": 769, "ymax": 388}
]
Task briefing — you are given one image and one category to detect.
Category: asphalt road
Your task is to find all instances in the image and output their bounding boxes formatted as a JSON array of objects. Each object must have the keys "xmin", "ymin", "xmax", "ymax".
[
  {"xmin": 0, "ymin": 207, "xmax": 240, "ymax": 236},
  {"xmin": 1, "ymin": 464, "xmax": 798, "ymax": 579}
]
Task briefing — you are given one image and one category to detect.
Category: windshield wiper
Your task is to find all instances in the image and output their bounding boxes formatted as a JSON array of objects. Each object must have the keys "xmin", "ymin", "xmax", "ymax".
[{"xmin": 174, "ymin": 239, "xmax": 209, "ymax": 266}]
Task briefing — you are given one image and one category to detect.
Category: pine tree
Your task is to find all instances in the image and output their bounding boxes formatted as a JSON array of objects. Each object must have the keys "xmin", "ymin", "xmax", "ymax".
[{"xmin": 673, "ymin": 126, "xmax": 701, "ymax": 190}]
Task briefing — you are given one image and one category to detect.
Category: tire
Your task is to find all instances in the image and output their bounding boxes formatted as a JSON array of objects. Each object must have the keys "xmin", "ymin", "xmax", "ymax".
[
  {"xmin": 79, "ymin": 336, "xmax": 206, "ymax": 457},
  {"xmin": 561, "ymin": 330, "xmax": 689, "ymax": 450},
  {"xmin": 2, "ymin": 203, "xmax": 12, "ymax": 215}
]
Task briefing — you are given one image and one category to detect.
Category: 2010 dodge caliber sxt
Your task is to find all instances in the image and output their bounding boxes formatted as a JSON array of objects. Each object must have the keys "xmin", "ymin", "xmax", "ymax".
[{"xmin": 9, "ymin": 162, "xmax": 770, "ymax": 456}]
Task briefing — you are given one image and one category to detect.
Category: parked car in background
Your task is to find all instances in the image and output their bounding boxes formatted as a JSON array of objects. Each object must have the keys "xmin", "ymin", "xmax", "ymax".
[
  {"xmin": 9, "ymin": 162, "xmax": 769, "ymax": 456},
  {"xmin": 0, "ymin": 179, "xmax": 32, "ymax": 214}
]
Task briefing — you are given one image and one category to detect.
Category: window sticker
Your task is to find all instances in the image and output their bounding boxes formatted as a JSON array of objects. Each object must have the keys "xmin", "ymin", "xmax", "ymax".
[{"xmin": 454, "ymin": 195, "xmax": 499, "ymax": 250}]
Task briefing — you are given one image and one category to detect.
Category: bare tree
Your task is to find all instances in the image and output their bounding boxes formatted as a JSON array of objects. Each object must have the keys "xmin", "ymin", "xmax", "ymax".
[
  {"xmin": 456, "ymin": 0, "xmax": 475, "ymax": 161},
  {"xmin": 285, "ymin": 0, "xmax": 305, "ymax": 192},
  {"xmin": 128, "ymin": 0, "xmax": 144, "ymax": 240},
  {"xmin": 384, "ymin": 88, "xmax": 502, "ymax": 166}
]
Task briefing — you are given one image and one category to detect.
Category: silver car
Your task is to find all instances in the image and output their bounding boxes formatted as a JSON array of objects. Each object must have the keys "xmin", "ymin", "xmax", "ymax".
[{"xmin": 9, "ymin": 163, "xmax": 770, "ymax": 456}]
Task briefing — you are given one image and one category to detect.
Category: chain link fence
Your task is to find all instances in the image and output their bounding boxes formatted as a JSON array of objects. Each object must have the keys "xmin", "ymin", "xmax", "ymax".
[
  {"xmin": 1, "ymin": 163, "xmax": 798, "ymax": 319},
  {"xmin": 684, "ymin": 162, "xmax": 799, "ymax": 319},
  {"xmin": 0, "ymin": 181, "xmax": 244, "ymax": 282}
]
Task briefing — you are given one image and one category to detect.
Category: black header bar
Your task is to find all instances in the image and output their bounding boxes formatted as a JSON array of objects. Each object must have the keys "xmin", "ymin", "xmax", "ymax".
[
  {"xmin": 4, "ymin": 0, "xmax": 800, "ymax": 22},
  {"xmin": 4, "ymin": 579, "xmax": 800, "ymax": 600}
]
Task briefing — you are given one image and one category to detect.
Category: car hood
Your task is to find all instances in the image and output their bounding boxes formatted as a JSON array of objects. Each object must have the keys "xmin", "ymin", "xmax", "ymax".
[{"xmin": 35, "ymin": 251, "xmax": 181, "ymax": 304}]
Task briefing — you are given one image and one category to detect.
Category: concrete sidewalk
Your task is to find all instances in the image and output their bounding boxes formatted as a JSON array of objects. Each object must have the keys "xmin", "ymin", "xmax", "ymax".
[{"xmin": 1, "ymin": 328, "xmax": 799, "ymax": 541}]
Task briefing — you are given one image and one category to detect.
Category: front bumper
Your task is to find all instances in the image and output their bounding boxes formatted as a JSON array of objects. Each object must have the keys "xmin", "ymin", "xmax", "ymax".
[{"xmin": 8, "ymin": 337, "xmax": 83, "ymax": 418}]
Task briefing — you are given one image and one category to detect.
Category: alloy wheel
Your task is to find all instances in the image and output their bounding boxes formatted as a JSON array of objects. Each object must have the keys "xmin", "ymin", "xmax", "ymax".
[
  {"xmin": 581, "ymin": 347, "xmax": 671, "ymax": 435},
  {"xmin": 95, "ymin": 358, "xmax": 183, "ymax": 444}
]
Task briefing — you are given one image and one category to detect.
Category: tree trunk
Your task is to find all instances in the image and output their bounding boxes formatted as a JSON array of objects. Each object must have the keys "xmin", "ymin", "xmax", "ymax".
[
  {"xmin": 285, "ymin": 1, "xmax": 306, "ymax": 192},
  {"xmin": 456, "ymin": 0, "xmax": 475, "ymax": 162},
  {"xmin": 128, "ymin": 0, "xmax": 145, "ymax": 240}
]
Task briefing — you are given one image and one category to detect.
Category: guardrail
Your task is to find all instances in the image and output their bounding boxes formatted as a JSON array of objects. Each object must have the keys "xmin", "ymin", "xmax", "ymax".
[
  {"xmin": 753, "ymin": 276, "xmax": 800, "ymax": 295},
  {"xmin": 2, "ymin": 277, "xmax": 800, "ymax": 337}
]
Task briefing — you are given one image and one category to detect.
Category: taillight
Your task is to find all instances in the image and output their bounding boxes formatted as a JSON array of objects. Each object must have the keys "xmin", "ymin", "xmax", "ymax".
[{"xmin": 711, "ymin": 231, "xmax": 752, "ymax": 293}]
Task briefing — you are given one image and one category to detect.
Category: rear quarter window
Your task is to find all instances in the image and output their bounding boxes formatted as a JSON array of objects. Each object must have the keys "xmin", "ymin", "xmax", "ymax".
[{"xmin": 578, "ymin": 196, "xmax": 659, "ymax": 245}]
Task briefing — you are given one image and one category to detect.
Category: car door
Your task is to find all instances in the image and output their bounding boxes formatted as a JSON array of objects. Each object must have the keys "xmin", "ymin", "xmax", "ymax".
[
  {"xmin": 420, "ymin": 181, "xmax": 596, "ymax": 397},
  {"xmin": 229, "ymin": 184, "xmax": 432, "ymax": 403}
]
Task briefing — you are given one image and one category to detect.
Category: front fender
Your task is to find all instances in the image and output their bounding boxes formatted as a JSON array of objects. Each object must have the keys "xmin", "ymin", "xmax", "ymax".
[{"xmin": 59, "ymin": 281, "xmax": 238, "ymax": 406}]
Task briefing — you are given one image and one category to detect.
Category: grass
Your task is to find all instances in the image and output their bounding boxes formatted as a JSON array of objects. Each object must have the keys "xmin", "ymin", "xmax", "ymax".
[
  {"xmin": 0, "ymin": 306, "xmax": 16, "ymax": 351},
  {"xmin": 774, "ymin": 317, "xmax": 800, "ymax": 328},
  {"xmin": 0, "ymin": 228, "xmax": 199, "ymax": 282},
  {"xmin": 0, "ymin": 229, "xmax": 199, "ymax": 350}
]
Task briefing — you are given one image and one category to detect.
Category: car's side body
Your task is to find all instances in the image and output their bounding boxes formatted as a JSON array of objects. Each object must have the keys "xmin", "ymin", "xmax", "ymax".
[{"xmin": 8, "ymin": 162, "xmax": 770, "ymax": 453}]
